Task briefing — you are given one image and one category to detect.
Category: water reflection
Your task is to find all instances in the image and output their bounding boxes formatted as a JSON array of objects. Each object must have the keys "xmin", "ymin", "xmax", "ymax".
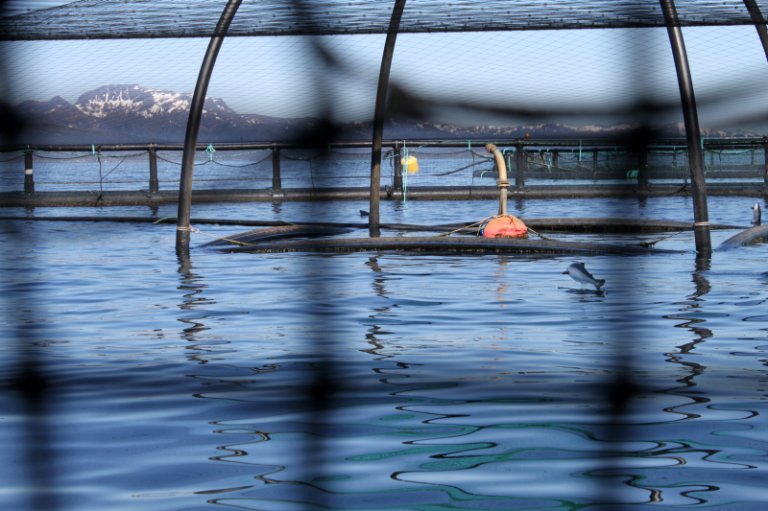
[
  {"xmin": 650, "ymin": 258, "xmax": 716, "ymax": 504},
  {"xmin": 663, "ymin": 258, "xmax": 712, "ymax": 413},
  {"xmin": 176, "ymin": 249, "xmax": 214, "ymax": 364}
]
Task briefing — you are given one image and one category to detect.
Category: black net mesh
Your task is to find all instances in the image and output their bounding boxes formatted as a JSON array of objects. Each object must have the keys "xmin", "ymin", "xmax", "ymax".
[
  {"xmin": 4, "ymin": 3, "xmax": 768, "ymax": 511},
  {"xmin": 3, "ymin": 0, "xmax": 768, "ymax": 40}
]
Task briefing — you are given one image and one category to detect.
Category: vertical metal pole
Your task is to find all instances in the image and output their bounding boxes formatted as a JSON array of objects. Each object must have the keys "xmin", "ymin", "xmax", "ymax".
[
  {"xmin": 271, "ymin": 145, "xmax": 282, "ymax": 191},
  {"xmin": 514, "ymin": 142, "xmax": 525, "ymax": 188},
  {"xmin": 637, "ymin": 148, "xmax": 649, "ymax": 190},
  {"xmin": 370, "ymin": 0, "xmax": 407, "ymax": 237},
  {"xmin": 393, "ymin": 144, "xmax": 403, "ymax": 191},
  {"xmin": 744, "ymin": 0, "xmax": 768, "ymax": 62},
  {"xmin": 661, "ymin": 0, "xmax": 711, "ymax": 256},
  {"xmin": 23, "ymin": 149, "xmax": 34, "ymax": 195},
  {"xmin": 763, "ymin": 137, "xmax": 768, "ymax": 184},
  {"xmin": 148, "ymin": 145, "xmax": 159, "ymax": 194},
  {"xmin": 592, "ymin": 148, "xmax": 598, "ymax": 178},
  {"xmin": 176, "ymin": 0, "xmax": 242, "ymax": 250}
]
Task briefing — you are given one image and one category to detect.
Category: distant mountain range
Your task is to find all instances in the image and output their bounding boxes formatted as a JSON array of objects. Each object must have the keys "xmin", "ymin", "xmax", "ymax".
[{"xmin": 4, "ymin": 84, "xmax": 761, "ymax": 145}]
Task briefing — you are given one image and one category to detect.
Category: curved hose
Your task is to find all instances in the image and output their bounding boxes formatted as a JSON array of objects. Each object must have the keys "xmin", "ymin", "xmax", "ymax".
[{"xmin": 485, "ymin": 143, "xmax": 509, "ymax": 216}]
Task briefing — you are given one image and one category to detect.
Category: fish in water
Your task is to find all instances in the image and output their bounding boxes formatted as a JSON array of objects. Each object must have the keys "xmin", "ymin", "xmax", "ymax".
[
  {"xmin": 752, "ymin": 202, "xmax": 761, "ymax": 226},
  {"xmin": 562, "ymin": 262, "xmax": 605, "ymax": 292}
]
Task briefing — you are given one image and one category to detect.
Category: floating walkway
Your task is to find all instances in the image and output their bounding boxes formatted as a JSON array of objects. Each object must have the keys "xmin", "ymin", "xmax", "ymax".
[
  {"xmin": 211, "ymin": 235, "xmax": 682, "ymax": 256},
  {"xmin": 0, "ymin": 213, "xmax": 742, "ymax": 255},
  {"xmin": 1, "ymin": 183, "xmax": 766, "ymax": 208}
]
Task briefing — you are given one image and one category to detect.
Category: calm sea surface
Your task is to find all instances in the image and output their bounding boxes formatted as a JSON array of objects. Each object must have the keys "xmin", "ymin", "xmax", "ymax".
[{"xmin": 2, "ymin": 196, "xmax": 768, "ymax": 510}]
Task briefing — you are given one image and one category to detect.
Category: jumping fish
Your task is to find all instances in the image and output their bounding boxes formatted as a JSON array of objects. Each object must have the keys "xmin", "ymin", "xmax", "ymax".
[
  {"xmin": 562, "ymin": 262, "xmax": 605, "ymax": 292},
  {"xmin": 752, "ymin": 202, "xmax": 761, "ymax": 226}
]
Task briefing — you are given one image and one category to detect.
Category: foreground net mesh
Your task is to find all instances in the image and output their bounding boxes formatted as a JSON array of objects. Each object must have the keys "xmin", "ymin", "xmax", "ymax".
[
  {"xmin": 3, "ymin": 0, "xmax": 768, "ymax": 40},
  {"xmin": 3, "ymin": 4, "xmax": 768, "ymax": 510}
]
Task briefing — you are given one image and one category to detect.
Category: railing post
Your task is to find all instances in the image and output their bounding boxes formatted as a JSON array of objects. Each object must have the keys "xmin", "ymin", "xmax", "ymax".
[
  {"xmin": 592, "ymin": 148, "xmax": 599, "ymax": 178},
  {"xmin": 514, "ymin": 141, "xmax": 526, "ymax": 188},
  {"xmin": 148, "ymin": 145, "xmax": 159, "ymax": 194},
  {"xmin": 392, "ymin": 144, "xmax": 403, "ymax": 191},
  {"xmin": 763, "ymin": 137, "xmax": 768, "ymax": 185},
  {"xmin": 23, "ymin": 149, "xmax": 34, "ymax": 195},
  {"xmin": 271, "ymin": 145, "xmax": 282, "ymax": 192},
  {"xmin": 637, "ymin": 147, "xmax": 649, "ymax": 190}
]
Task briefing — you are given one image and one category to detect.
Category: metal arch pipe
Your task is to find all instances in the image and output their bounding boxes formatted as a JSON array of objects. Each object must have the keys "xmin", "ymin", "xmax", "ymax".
[
  {"xmin": 369, "ymin": 0, "xmax": 406, "ymax": 237},
  {"xmin": 743, "ymin": 0, "xmax": 768, "ymax": 62},
  {"xmin": 176, "ymin": 0, "xmax": 242, "ymax": 251},
  {"xmin": 660, "ymin": 0, "xmax": 711, "ymax": 256}
]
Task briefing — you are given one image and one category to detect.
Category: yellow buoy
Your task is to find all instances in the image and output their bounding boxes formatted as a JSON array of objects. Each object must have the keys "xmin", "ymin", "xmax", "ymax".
[{"xmin": 401, "ymin": 155, "xmax": 419, "ymax": 174}]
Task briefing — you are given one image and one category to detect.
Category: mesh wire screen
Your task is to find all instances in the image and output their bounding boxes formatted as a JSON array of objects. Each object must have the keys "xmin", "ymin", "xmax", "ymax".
[
  {"xmin": 3, "ymin": 3, "xmax": 768, "ymax": 511},
  {"xmin": 3, "ymin": 0, "xmax": 768, "ymax": 40},
  {"xmin": 3, "ymin": 25, "xmax": 768, "ymax": 142}
]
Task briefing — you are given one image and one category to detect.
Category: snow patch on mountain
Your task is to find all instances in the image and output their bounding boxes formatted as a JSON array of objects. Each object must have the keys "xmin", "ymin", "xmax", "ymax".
[{"xmin": 75, "ymin": 84, "xmax": 230, "ymax": 119}]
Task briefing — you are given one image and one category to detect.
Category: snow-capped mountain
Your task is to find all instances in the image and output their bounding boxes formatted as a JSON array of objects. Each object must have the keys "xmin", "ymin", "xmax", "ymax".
[
  {"xmin": 5, "ymin": 84, "xmax": 759, "ymax": 145},
  {"xmin": 75, "ymin": 85, "xmax": 201, "ymax": 119},
  {"xmin": 9, "ymin": 84, "xmax": 318, "ymax": 143}
]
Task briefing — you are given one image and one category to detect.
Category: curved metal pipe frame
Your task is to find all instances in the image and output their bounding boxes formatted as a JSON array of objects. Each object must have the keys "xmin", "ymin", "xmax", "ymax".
[
  {"xmin": 743, "ymin": 0, "xmax": 768, "ymax": 62},
  {"xmin": 660, "ymin": 0, "xmax": 712, "ymax": 256},
  {"xmin": 369, "ymin": 0, "xmax": 407, "ymax": 237},
  {"xmin": 176, "ymin": 0, "xmax": 242, "ymax": 251}
]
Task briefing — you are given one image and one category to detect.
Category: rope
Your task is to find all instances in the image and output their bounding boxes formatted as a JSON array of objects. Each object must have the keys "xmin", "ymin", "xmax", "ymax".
[
  {"xmin": 187, "ymin": 227, "xmax": 258, "ymax": 247},
  {"xmin": 636, "ymin": 229, "xmax": 687, "ymax": 248},
  {"xmin": 526, "ymin": 225, "xmax": 553, "ymax": 241},
  {"xmin": 436, "ymin": 216, "xmax": 494, "ymax": 237},
  {"xmin": 100, "ymin": 155, "xmax": 129, "ymax": 180},
  {"xmin": 434, "ymin": 159, "xmax": 490, "ymax": 177},
  {"xmin": 0, "ymin": 154, "xmax": 24, "ymax": 163},
  {"xmin": 210, "ymin": 153, "xmax": 272, "ymax": 168},
  {"xmin": 34, "ymin": 152, "xmax": 93, "ymax": 160},
  {"xmin": 156, "ymin": 154, "xmax": 213, "ymax": 166}
]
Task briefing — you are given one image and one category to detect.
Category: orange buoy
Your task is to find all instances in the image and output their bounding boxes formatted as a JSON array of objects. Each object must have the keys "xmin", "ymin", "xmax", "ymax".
[{"xmin": 482, "ymin": 215, "xmax": 528, "ymax": 239}]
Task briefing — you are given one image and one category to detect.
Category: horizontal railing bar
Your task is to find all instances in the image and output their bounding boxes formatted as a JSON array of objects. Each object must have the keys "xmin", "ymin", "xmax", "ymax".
[{"xmin": 2, "ymin": 137, "xmax": 768, "ymax": 154}]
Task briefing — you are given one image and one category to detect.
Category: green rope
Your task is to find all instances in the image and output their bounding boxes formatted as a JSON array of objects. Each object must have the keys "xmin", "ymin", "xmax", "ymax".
[{"xmin": 402, "ymin": 141, "xmax": 408, "ymax": 205}]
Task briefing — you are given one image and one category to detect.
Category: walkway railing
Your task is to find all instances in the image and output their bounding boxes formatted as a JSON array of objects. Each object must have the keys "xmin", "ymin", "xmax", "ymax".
[{"xmin": 1, "ymin": 137, "xmax": 767, "ymax": 206}]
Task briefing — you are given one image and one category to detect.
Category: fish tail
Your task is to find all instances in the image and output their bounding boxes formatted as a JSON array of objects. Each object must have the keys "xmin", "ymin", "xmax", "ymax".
[{"xmin": 596, "ymin": 279, "xmax": 606, "ymax": 290}]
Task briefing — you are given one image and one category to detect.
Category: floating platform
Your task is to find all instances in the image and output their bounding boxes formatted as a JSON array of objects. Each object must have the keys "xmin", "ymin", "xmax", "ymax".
[{"xmin": 211, "ymin": 235, "xmax": 682, "ymax": 255}]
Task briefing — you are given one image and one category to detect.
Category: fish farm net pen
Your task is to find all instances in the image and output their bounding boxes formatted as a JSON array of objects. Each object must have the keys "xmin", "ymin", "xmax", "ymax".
[{"xmin": 5, "ymin": 1, "xmax": 768, "ymax": 510}]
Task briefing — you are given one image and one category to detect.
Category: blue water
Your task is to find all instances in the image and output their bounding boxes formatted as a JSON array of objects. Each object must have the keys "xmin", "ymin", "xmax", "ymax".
[{"xmin": 2, "ymin": 196, "xmax": 768, "ymax": 511}]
